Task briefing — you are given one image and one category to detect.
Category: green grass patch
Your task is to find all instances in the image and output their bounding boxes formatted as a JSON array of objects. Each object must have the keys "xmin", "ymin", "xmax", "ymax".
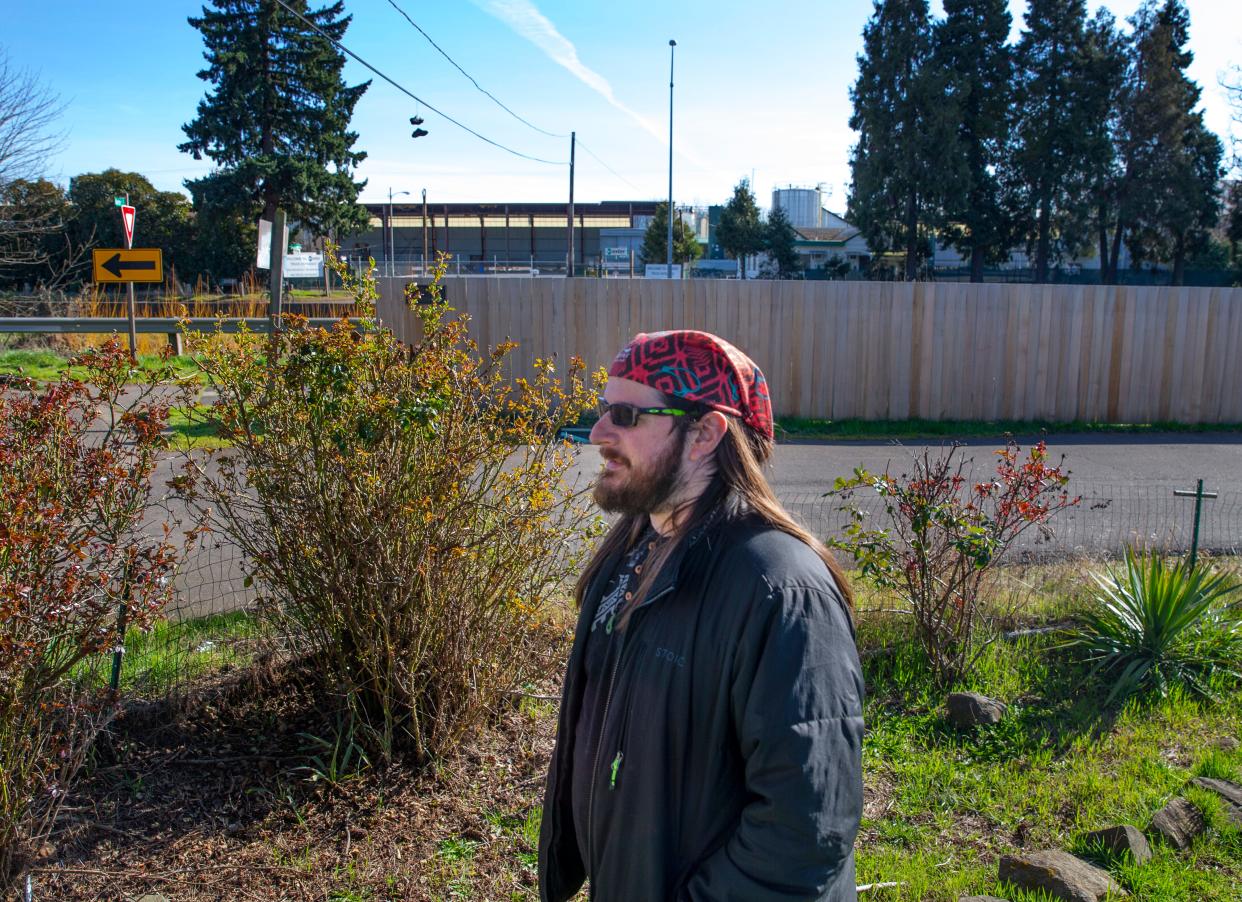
[
  {"xmin": 774, "ymin": 416, "xmax": 1242, "ymax": 441},
  {"xmin": 74, "ymin": 609, "xmax": 261, "ymax": 696},
  {"xmin": 168, "ymin": 403, "xmax": 229, "ymax": 449},
  {"xmin": 0, "ymin": 349, "xmax": 205, "ymax": 383}
]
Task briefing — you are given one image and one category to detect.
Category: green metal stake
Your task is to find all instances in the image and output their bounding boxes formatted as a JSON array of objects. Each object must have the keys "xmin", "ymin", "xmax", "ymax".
[
  {"xmin": 109, "ymin": 569, "xmax": 131, "ymax": 692},
  {"xmin": 1173, "ymin": 479, "xmax": 1219, "ymax": 570}
]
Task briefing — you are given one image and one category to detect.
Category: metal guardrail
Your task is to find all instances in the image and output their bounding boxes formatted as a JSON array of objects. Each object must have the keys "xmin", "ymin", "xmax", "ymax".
[{"xmin": 0, "ymin": 316, "xmax": 362, "ymax": 334}]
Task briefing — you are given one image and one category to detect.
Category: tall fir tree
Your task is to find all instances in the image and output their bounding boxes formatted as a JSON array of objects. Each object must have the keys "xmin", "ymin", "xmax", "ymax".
[
  {"xmin": 1118, "ymin": 0, "xmax": 1223, "ymax": 284},
  {"xmin": 180, "ymin": 0, "xmax": 370, "ymax": 238},
  {"xmin": 848, "ymin": 0, "xmax": 960, "ymax": 280},
  {"xmin": 639, "ymin": 202, "xmax": 701, "ymax": 267},
  {"xmin": 934, "ymin": 0, "xmax": 1013, "ymax": 282},
  {"xmin": 1009, "ymin": 0, "xmax": 1097, "ymax": 282},
  {"xmin": 762, "ymin": 205, "xmax": 802, "ymax": 279},
  {"xmin": 717, "ymin": 180, "xmax": 765, "ymax": 279}
]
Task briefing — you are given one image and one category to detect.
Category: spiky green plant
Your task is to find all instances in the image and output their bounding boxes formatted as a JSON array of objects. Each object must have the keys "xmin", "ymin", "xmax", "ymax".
[{"xmin": 1064, "ymin": 548, "xmax": 1242, "ymax": 704}]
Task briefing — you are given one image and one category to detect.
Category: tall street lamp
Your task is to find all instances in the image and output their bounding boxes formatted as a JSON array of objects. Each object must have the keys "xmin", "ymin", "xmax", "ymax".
[
  {"xmin": 667, "ymin": 39, "xmax": 676, "ymax": 274},
  {"xmin": 388, "ymin": 187, "xmax": 410, "ymax": 276}
]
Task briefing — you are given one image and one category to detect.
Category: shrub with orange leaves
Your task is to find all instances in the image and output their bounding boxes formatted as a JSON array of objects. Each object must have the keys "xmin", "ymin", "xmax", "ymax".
[
  {"xmin": 0, "ymin": 339, "xmax": 194, "ymax": 891},
  {"xmin": 180, "ymin": 253, "xmax": 605, "ymax": 765},
  {"xmin": 829, "ymin": 440, "xmax": 1080, "ymax": 687}
]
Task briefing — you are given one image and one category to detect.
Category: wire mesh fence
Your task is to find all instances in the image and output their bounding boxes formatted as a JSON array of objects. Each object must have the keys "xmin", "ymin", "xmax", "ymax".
[{"xmin": 115, "ymin": 477, "xmax": 1242, "ymax": 698}]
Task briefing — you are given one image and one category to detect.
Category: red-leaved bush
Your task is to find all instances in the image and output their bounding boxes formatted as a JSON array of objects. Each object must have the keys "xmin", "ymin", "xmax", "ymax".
[
  {"xmin": 0, "ymin": 339, "xmax": 193, "ymax": 891},
  {"xmin": 830, "ymin": 440, "xmax": 1080, "ymax": 686}
]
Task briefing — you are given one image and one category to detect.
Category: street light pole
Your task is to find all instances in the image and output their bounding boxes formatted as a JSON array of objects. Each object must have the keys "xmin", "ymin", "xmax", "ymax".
[
  {"xmin": 667, "ymin": 39, "xmax": 676, "ymax": 274},
  {"xmin": 422, "ymin": 188, "xmax": 429, "ymax": 276},
  {"xmin": 388, "ymin": 187, "xmax": 410, "ymax": 276}
]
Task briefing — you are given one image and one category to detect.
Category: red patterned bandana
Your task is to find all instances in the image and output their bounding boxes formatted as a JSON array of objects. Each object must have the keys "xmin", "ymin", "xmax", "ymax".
[{"xmin": 608, "ymin": 331, "xmax": 774, "ymax": 441}]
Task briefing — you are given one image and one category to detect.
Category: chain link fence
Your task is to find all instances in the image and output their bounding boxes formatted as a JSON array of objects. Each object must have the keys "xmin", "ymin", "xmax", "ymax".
[{"xmin": 116, "ymin": 478, "xmax": 1242, "ymax": 697}]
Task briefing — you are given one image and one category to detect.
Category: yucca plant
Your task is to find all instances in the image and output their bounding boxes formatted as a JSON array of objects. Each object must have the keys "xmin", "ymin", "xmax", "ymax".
[{"xmin": 1063, "ymin": 548, "xmax": 1242, "ymax": 705}]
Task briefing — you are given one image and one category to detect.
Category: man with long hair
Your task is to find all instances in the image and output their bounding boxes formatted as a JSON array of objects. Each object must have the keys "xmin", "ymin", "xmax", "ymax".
[{"xmin": 539, "ymin": 331, "xmax": 864, "ymax": 901}]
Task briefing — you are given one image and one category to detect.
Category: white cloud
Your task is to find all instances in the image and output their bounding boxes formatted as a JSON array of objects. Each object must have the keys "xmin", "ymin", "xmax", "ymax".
[{"xmin": 472, "ymin": 0, "xmax": 703, "ymax": 166}]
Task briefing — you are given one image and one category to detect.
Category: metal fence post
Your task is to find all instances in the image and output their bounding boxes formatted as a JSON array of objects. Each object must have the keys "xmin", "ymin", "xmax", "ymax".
[
  {"xmin": 109, "ymin": 567, "xmax": 131, "ymax": 692},
  {"xmin": 1173, "ymin": 479, "xmax": 1218, "ymax": 569}
]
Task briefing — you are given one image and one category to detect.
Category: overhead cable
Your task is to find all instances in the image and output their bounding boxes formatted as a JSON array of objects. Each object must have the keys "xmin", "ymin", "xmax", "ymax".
[
  {"xmin": 270, "ymin": 0, "xmax": 566, "ymax": 166},
  {"xmin": 576, "ymin": 137, "xmax": 643, "ymax": 192},
  {"xmin": 384, "ymin": 0, "xmax": 568, "ymax": 139}
]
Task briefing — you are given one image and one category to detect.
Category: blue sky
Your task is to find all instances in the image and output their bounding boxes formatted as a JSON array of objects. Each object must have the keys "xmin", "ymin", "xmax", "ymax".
[{"xmin": 4, "ymin": 1, "xmax": 1238, "ymax": 211}]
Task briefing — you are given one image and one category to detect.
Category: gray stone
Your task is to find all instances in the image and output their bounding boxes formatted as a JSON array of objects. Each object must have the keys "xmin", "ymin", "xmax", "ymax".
[
  {"xmin": 1211, "ymin": 736, "xmax": 1239, "ymax": 751},
  {"xmin": 947, "ymin": 691, "xmax": 1007, "ymax": 729},
  {"xmin": 1190, "ymin": 777, "xmax": 1242, "ymax": 808},
  {"xmin": 999, "ymin": 850, "xmax": 1127, "ymax": 902},
  {"xmin": 1083, "ymin": 824, "xmax": 1151, "ymax": 864},
  {"xmin": 1149, "ymin": 797, "xmax": 1206, "ymax": 850}
]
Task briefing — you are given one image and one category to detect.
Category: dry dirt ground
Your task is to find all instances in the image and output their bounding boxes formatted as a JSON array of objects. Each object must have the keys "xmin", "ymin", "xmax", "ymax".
[{"xmin": 34, "ymin": 660, "xmax": 565, "ymax": 902}]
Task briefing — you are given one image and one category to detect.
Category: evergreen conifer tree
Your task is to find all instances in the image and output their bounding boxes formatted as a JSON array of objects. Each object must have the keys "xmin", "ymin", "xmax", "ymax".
[
  {"xmin": 762, "ymin": 205, "xmax": 802, "ymax": 279},
  {"xmin": 1009, "ymin": 0, "xmax": 1097, "ymax": 281},
  {"xmin": 848, "ymin": 0, "xmax": 961, "ymax": 280},
  {"xmin": 1118, "ymin": 0, "xmax": 1223, "ymax": 284},
  {"xmin": 639, "ymin": 203, "xmax": 700, "ymax": 267},
  {"xmin": 180, "ymin": 0, "xmax": 370, "ymax": 237},
  {"xmin": 935, "ymin": 0, "xmax": 1013, "ymax": 282},
  {"xmin": 717, "ymin": 180, "xmax": 765, "ymax": 279}
]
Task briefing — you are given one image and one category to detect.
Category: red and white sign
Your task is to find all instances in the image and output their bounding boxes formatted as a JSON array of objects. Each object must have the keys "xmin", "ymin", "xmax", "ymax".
[{"xmin": 120, "ymin": 205, "xmax": 136, "ymax": 249}]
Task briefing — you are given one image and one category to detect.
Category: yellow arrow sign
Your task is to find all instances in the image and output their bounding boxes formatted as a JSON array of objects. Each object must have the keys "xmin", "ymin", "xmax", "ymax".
[{"xmin": 92, "ymin": 248, "xmax": 163, "ymax": 283}]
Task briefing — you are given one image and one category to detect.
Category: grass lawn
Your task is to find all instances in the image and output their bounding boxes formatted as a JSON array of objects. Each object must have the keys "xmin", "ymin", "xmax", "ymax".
[
  {"xmin": 38, "ymin": 559, "xmax": 1242, "ymax": 900},
  {"xmin": 0, "ymin": 348, "xmax": 204, "ymax": 383}
]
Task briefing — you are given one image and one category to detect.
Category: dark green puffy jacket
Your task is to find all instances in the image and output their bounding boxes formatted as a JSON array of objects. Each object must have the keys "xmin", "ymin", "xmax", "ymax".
[{"xmin": 539, "ymin": 512, "xmax": 864, "ymax": 901}]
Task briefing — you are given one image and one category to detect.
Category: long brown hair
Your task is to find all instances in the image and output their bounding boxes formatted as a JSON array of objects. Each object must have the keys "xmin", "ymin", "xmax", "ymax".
[{"xmin": 575, "ymin": 402, "xmax": 854, "ymax": 627}]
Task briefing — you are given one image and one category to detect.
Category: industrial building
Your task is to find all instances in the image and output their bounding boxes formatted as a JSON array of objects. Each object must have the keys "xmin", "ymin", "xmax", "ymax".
[{"xmin": 353, "ymin": 200, "xmax": 658, "ymax": 273}]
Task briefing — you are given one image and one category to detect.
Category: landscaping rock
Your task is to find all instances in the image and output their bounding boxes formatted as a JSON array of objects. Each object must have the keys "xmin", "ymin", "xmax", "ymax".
[
  {"xmin": 947, "ymin": 691, "xmax": 1007, "ymax": 729},
  {"xmin": 1149, "ymin": 797, "xmax": 1206, "ymax": 850},
  {"xmin": 1211, "ymin": 736, "xmax": 1239, "ymax": 751},
  {"xmin": 1191, "ymin": 777, "xmax": 1242, "ymax": 828},
  {"xmin": 998, "ymin": 850, "xmax": 1127, "ymax": 901},
  {"xmin": 1083, "ymin": 824, "xmax": 1151, "ymax": 864}
]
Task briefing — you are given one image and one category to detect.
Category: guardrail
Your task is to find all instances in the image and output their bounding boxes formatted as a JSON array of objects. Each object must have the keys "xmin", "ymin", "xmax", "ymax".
[{"xmin": 0, "ymin": 316, "xmax": 360, "ymax": 334}]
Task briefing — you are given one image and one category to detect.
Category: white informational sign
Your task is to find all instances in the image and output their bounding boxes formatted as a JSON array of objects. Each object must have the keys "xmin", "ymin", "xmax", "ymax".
[
  {"xmin": 603, "ymin": 247, "xmax": 630, "ymax": 271},
  {"xmin": 282, "ymin": 252, "xmax": 324, "ymax": 278},
  {"xmin": 644, "ymin": 264, "xmax": 683, "ymax": 279},
  {"xmin": 255, "ymin": 218, "xmax": 291, "ymax": 269}
]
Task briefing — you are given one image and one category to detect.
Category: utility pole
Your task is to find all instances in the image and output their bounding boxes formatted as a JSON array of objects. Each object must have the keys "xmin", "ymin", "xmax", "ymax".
[
  {"xmin": 422, "ymin": 188, "xmax": 429, "ymax": 276},
  {"xmin": 667, "ymin": 39, "xmax": 677, "ymax": 273},
  {"xmin": 122, "ymin": 192, "xmax": 137, "ymax": 360},
  {"xmin": 388, "ymin": 187, "xmax": 409, "ymax": 277},
  {"xmin": 567, "ymin": 131, "xmax": 576, "ymax": 278}
]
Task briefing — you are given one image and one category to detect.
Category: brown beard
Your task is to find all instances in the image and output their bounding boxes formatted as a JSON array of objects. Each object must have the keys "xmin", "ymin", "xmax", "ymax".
[{"xmin": 593, "ymin": 428, "xmax": 687, "ymax": 516}]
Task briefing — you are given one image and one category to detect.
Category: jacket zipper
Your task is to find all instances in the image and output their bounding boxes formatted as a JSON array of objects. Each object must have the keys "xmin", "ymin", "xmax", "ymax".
[{"xmin": 585, "ymin": 583, "xmax": 674, "ymax": 875}]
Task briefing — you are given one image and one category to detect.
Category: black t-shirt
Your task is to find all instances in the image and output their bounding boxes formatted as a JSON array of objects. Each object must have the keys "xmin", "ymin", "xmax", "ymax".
[{"xmin": 571, "ymin": 527, "xmax": 659, "ymax": 870}]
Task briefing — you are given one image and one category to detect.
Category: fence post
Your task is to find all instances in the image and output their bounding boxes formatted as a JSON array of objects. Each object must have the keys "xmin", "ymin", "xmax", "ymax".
[
  {"xmin": 1173, "ymin": 479, "xmax": 1218, "ymax": 569},
  {"xmin": 109, "ymin": 566, "xmax": 131, "ymax": 692}
]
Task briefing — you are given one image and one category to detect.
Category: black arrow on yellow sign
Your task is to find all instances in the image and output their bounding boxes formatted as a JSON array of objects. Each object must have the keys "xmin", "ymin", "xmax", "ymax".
[
  {"xmin": 91, "ymin": 248, "xmax": 163, "ymax": 283},
  {"xmin": 101, "ymin": 253, "xmax": 156, "ymax": 279}
]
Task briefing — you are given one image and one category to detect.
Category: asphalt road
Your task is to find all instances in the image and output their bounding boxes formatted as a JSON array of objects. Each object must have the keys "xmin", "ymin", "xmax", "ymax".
[{"xmin": 165, "ymin": 433, "xmax": 1242, "ymax": 621}]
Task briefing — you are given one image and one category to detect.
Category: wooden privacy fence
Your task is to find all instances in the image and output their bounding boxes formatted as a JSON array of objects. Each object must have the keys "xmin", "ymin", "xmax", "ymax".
[{"xmin": 377, "ymin": 277, "xmax": 1242, "ymax": 423}]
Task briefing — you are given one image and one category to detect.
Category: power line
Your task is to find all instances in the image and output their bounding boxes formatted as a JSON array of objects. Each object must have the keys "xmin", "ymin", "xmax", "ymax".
[
  {"xmin": 270, "ymin": 0, "xmax": 566, "ymax": 166},
  {"xmin": 383, "ymin": 0, "xmax": 568, "ymax": 139},
  {"xmin": 576, "ymin": 138, "xmax": 643, "ymax": 192}
]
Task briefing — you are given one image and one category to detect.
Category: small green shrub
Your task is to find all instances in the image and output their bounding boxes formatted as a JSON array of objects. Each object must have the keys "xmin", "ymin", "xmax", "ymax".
[
  {"xmin": 1062, "ymin": 547, "xmax": 1242, "ymax": 705},
  {"xmin": 181, "ymin": 252, "xmax": 603, "ymax": 765}
]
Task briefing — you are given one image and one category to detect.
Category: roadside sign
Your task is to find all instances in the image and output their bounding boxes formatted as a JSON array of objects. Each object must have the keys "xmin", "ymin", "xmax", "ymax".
[
  {"xmin": 603, "ymin": 247, "xmax": 630, "ymax": 271},
  {"xmin": 113, "ymin": 195, "xmax": 126, "ymax": 207},
  {"xmin": 282, "ymin": 252, "xmax": 324, "ymax": 278},
  {"xmin": 120, "ymin": 205, "xmax": 136, "ymax": 248},
  {"xmin": 255, "ymin": 217, "xmax": 290, "ymax": 269},
  {"xmin": 92, "ymin": 248, "xmax": 163, "ymax": 283},
  {"xmin": 644, "ymin": 263, "xmax": 682, "ymax": 279}
]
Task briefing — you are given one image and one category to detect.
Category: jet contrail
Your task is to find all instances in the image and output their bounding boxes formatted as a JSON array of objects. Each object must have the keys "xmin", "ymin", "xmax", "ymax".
[{"xmin": 472, "ymin": 0, "xmax": 703, "ymax": 166}]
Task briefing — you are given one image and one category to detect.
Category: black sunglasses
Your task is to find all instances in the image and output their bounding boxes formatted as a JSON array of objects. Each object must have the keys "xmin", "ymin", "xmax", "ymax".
[{"xmin": 596, "ymin": 400, "xmax": 697, "ymax": 428}]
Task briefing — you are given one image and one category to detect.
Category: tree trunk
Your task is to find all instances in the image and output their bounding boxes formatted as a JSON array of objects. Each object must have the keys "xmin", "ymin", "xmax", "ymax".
[
  {"xmin": 1108, "ymin": 217, "xmax": 1125, "ymax": 285},
  {"xmin": 1171, "ymin": 234, "xmax": 1185, "ymax": 286},
  {"xmin": 1097, "ymin": 206, "xmax": 1111, "ymax": 285},
  {"xmin": 904, "ymin": 189, "xmax": 919, "ymax": 281},
  {"xmin": 1035, "ymin": 195, "xmax": 1051, "ymax": 283},
  {"xmin": 970, "ymin": 245, "xmax": 984, "ymax": 283}
]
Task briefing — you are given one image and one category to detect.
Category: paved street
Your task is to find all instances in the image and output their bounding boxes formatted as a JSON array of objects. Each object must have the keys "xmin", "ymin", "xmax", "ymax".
[{"xmin": 166, "ymin": 433, "xmax": 1242, "ymax": 621}]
